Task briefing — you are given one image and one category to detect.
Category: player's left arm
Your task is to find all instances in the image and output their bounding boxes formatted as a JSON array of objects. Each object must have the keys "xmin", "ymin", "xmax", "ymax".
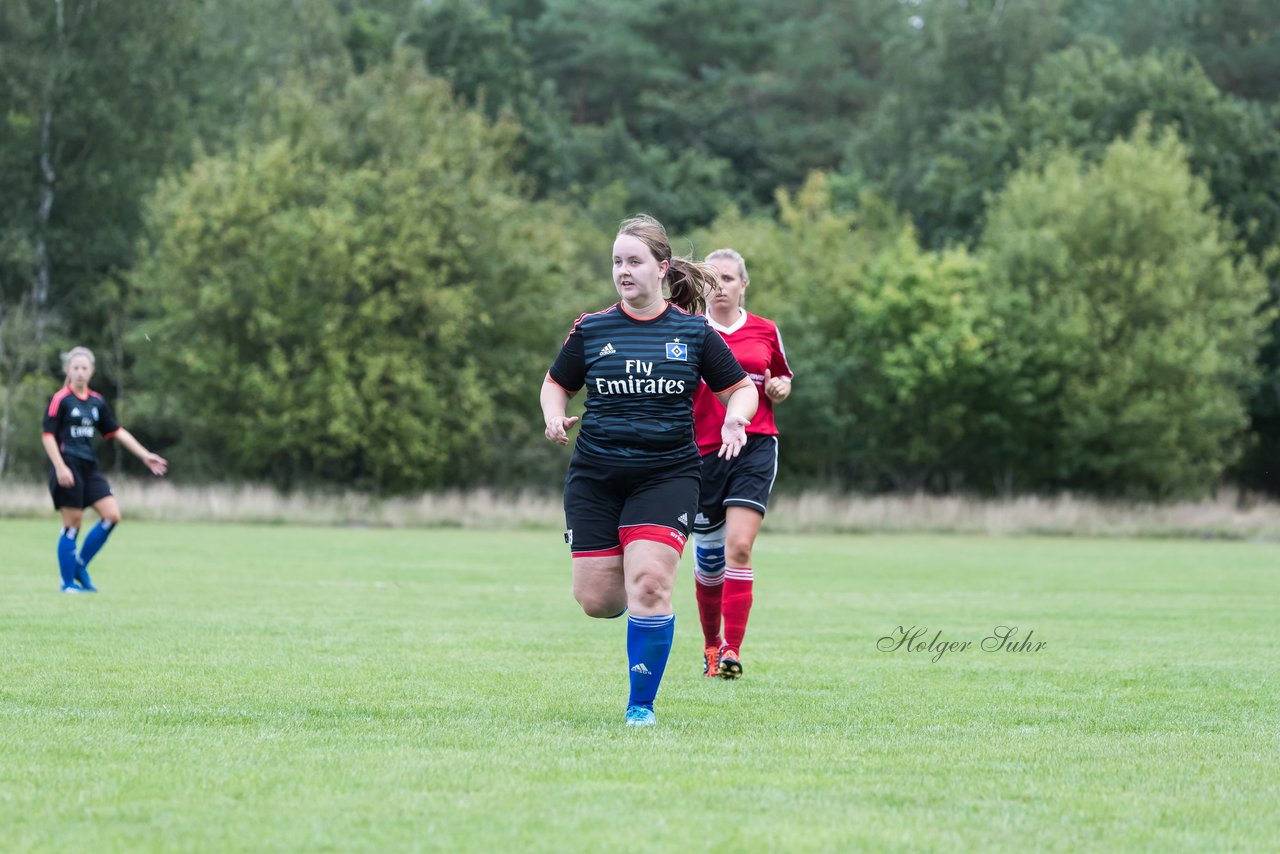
[
  {"xmin": 702, "ymin": 327, "xmax": 758, "ymax": 459},
  {"xmin": 110, "ymin": 428, "xmax": 168, "ymax": 477},
  {"xmin": 764, "ymin": 323, "xmax": 793, "ymax": 403}
]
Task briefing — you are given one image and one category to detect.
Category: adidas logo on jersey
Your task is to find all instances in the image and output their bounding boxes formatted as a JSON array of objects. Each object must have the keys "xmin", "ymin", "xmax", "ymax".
[
  {"xmin": 630, "ymin": 663, "xmax": 652, "ymax": 675},
  {"xmin": 71, "ymin": 407, "xmax": 81, "ymax": 417},
  {"xmin": 599, "ymin": 342, "xmax": 617, "ymax": 356}
]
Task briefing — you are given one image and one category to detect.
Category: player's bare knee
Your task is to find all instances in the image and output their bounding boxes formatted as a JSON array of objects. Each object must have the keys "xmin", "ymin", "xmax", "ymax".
[
  {"xmin": 627, "ymin": 572, "xmax": 673, "ymax": 611},
  {"xmin": 103, "ymin": 509, "xmax": 122, "ymax": 526},
  {"xmin": 725, "ymin": 536, "xmax": 753, "ymax": 567},
  {"xmin": 573, "ymin": 582, "xmax": 621, "ymax": 618},
  {"xmin": 578, "ymin": 594, "xmax": 625, "ymax": 619}
]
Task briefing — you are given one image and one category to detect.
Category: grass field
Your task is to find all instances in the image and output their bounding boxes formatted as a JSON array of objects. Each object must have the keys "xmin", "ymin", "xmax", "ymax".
[{"xmin": 1, "ymin": 519, "xmax": 1276, "ymax": 852}]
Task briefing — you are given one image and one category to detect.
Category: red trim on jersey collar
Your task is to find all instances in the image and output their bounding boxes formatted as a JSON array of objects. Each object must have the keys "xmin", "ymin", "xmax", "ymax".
[{"xmin": 619, "ymin": 300, "xmax": 670, "ymax": 322}]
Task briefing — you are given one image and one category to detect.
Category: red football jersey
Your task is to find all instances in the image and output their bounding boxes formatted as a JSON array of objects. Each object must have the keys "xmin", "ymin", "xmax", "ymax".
[{"xmin": 693, "ymin": 311, "xmax": 793, "ymax": 454}]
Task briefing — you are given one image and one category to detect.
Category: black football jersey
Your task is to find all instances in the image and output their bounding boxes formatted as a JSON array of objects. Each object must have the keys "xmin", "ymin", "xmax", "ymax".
[
  {"xmin": 43, "ymin": 387, "xmax": 119, "ymax": 463},
  {"xmin": 548, "ymin": 302, "xmax": 746, "ymax": 467}
]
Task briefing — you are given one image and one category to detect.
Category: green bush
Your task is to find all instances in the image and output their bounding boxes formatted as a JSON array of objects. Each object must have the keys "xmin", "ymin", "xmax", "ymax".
[
  {"xmin": 129, "ymin": 55, "xmax": 599, "ymax": 493},
  {"xmin": 978, "ymin": 124, "xmax": 1272, "ymax": 496},
  {"xmin": 695, "ymin": 175, "xmax": 991, "ymax": 490}
]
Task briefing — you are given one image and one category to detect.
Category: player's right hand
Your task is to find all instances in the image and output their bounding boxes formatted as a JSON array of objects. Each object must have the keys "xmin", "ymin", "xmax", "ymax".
[
  {"xmin": 545, "ymin": 415, "xmax": 580, "ymax": 445},
  {"xmin": 56, "ymin": 466, "xmax": 75, "ymax": 487}
]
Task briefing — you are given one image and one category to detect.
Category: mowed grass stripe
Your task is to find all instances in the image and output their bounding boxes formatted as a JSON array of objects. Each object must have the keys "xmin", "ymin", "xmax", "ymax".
[{"xmin": 0, "ymin": 520, "xmax": 1275, "ymax": 852}]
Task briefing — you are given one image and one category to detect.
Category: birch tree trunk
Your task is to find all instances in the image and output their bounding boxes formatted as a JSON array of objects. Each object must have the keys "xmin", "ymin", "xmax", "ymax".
[{"xmin": 31, "ymin": 0, "xmax": 68, "ymax": 346}]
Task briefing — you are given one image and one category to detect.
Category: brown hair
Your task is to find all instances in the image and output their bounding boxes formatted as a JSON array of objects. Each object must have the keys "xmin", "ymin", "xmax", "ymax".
[{"xmin": 616, "ymin": 214, "xmax": 716, "ymax": 315}]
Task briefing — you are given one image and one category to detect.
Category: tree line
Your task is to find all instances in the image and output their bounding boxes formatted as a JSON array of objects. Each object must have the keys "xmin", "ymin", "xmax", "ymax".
[{"xmin": 1, "ymin": 0, "xmax": 1277, "ymax": 498}]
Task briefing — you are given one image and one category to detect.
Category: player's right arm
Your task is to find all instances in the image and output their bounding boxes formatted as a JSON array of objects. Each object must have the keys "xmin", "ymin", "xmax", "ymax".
[
  {"xmin": 41, "ymin": 430, "xmax": 74, "ymax": 487},
  {"xmin": 541, "ymin": 380, "xmax": 579, "ymax": 445},
  {"xmin": 542, "ymin": 317, "xmax": 588, "ymax": 446},
  {"xmin": 41, "ymin": 394, "xmax": 74, "ymax": 487}
]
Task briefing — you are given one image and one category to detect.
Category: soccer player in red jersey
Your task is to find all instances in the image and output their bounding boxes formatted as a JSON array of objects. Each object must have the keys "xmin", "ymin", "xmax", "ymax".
[
  {"xmin": 690, "ymin": 249, "xmax": 793, "ymax": 679},
  {"xmin": 541, "ymin": 215, "xmax": 758, "ymax": 727},
  {"xmin": 41, "ymin": 346, "xmax": 168, "ymax": 592}
]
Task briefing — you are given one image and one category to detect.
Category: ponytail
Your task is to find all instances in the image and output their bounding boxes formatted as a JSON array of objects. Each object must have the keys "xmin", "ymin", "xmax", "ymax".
[{"xmin": 666, "ymin": 257, "xmax": 715, "ymax": 316}]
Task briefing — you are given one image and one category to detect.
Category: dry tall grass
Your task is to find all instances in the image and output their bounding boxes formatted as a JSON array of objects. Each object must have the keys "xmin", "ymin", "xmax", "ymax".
[
  {"xmin": 771, "ymin": 490, "xmax": 1280, "ymax": 539},
  {"xmin": 2, "ymin": 478, "xmax": 1278, "ymax": 539}
]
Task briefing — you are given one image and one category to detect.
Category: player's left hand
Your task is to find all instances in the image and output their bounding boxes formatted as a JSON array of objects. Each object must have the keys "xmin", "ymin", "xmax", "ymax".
[
  {"xmin": 718, "ymin": 414, "xmax": 750, "ymax": 460},
  {"xmin": 144, "ymin": 453, "xmax": 168, "ymax": 477},
  {"xmin": 763, "ymin": 369, "xmax": 790, "ymax": 403}
]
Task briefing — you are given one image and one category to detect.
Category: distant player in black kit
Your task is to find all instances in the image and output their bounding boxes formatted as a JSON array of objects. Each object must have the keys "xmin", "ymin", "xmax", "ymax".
[
  {"xmin": 42, "ymin": 346, "xmax": 168, "ymax": 592},
  {"xmin": 541, "ymin": 214, "xmax": 758, "ymax": 727}
]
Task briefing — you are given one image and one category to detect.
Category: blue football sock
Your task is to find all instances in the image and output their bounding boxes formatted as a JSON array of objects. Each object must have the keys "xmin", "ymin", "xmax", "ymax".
[
  {"xmin": 79, "ymin": 520, "xmax": 115, "ymax": 567},
  {"xmin": 57, "ymin": 528, "xmax": 79, "ymax": 587},
  {"xmin": 627, "ymin": 614, "xmax": 675, "ymax": 709}
]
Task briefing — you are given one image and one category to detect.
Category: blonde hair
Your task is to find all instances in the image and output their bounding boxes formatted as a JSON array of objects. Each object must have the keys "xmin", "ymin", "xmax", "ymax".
[
  {"xmin": 706, "ymin": 248, "xmax": 749, "ymax": 308},
  {"xmin": 705, "ymin": 248, "xmax": 748, "ymax": 284},
  {"xmin": 617, "ymin": 214, "xmax": 717, "ymax": 315},
  {"xmin": 61, "ymin": 346, "xmax": 96, "ymax": 376}
]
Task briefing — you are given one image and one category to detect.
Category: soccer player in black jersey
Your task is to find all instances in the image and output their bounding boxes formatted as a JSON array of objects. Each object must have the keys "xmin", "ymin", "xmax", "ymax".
[
  {"xmin": 541, "ymin": 214, "xmax": 758, "ymax": 727},
  {"xmin": 41, "ymin": 347, "xmax": 168, "ymax": 592}
]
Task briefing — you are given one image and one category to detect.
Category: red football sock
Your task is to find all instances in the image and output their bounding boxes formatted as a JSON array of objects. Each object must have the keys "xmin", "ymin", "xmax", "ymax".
[
  {"xmin": 722, "ymin": 567, "xmax": 754, "ymax": 651},
  {"xmin": 694, "ymin": 574, "xmax": 724, "ymax": 647}
]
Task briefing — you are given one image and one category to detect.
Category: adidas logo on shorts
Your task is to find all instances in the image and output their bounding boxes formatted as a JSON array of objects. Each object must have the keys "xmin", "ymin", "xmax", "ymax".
[{"xmin": 677, "ymin": 512, "xmax": 688, "ymax": 525}]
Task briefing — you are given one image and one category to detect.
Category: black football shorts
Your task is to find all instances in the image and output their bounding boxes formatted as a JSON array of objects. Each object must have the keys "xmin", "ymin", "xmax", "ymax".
[
  {"xmin": 563, "ymin": 453, "xmax": 699, "ymax": 557},
  {"xmin": 693, "ymin": 434, "xmax": 778, "ymax": 533},
  {"xmin": 49, "ymin": 456, "xmax": 114, "ymax": 510}
]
